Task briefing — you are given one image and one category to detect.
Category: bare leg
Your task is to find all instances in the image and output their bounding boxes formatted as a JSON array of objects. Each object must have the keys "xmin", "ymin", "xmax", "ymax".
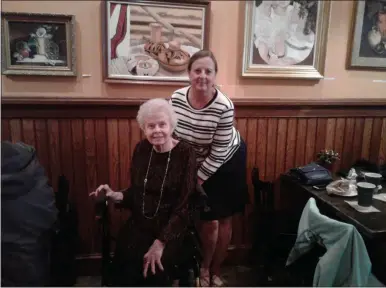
[
  {"xmin": 211, "ymin": 217, "xmax": 233, "ymax": 277},
  {"xmin": 198, "ymin": 220, "xmax": 219, "ymax": 286}
]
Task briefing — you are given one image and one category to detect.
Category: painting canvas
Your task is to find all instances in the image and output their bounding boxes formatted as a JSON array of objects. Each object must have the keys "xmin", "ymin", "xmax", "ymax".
[
  {"xmin": 1, "ymin": 12, "xmax": 76, "ymax": 76},
  {"xmin": 103, "ymin": 0, "xmax": 210, "ymax": 84},
  {"xmin": 242, "ymin": 1, "xmax": 331, "ymax": 79},
  {"xmin": 347, "ymin": 0, "xmax": 386, "ymax": 70}
]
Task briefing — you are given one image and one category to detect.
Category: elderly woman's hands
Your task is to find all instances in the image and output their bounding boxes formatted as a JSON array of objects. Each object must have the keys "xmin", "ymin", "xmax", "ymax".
[
  {"xmin": 143, "ymin": 239, "xmax": 165, "ymax": 278},
  {"xmin": 89, "ymin": 184, "xmax": 123, "ymax": 202}
]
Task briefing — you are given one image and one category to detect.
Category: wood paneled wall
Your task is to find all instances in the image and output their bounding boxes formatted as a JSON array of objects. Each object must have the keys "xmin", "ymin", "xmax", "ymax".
[{"xmin": 2, "ymin": 98, "xmax": 386, "ymax": 270}]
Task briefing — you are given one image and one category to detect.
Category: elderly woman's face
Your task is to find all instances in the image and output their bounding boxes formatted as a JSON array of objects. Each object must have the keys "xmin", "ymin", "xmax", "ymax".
[
  {"xmin": 188, "ymin": 56, "xmax": 216, "ymax": 93},
  {"xmin": 144, "ymin": 112, "xmax": 173, "ymax": 147}
]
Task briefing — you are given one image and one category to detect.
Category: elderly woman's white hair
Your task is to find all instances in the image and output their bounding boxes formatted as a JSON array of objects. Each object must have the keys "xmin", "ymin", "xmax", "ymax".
[{"xmin": 136, "ymin": 98, "xmax": 178, "ymax": 131}]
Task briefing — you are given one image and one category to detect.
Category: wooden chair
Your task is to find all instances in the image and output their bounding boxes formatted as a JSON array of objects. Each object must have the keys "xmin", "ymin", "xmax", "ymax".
[
  {"xmin": 94, "ymin": 186, "xmax": 208, "ymax": 287},
  {"xmin": 251, "ymin": 167, "xmax": 299, "ymax": 286},
  {"xmin": 50, "ymin": 175, "xmax": 78, "ymax": 286}
]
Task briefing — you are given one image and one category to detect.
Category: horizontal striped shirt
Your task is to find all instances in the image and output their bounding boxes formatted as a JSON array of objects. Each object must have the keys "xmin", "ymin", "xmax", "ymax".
[{"xmin": 170, "ymin": 86, "xmax": 241, "ymax": 181}]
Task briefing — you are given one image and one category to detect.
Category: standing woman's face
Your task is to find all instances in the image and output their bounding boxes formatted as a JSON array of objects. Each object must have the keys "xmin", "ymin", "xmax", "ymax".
[{"xmin": 188, "ymin": 57, "xmax": 216, "ymax": 93}]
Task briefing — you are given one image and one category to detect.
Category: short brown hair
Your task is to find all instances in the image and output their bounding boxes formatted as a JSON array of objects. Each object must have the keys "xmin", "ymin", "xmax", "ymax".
[{"xmin": 187, "ymin": 50, "xmax": 218, "ymax": 73}]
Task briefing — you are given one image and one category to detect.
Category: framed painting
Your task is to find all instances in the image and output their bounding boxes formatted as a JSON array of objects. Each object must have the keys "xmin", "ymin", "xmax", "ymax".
[
  {"xmin": 242, "ymin": 1, "xmax": 331, "ymax": 79},
  {"xmin": 347, "ymin": 0, "xmax": 386, "ymax": 70},
  {"xmin": 1, "ymin": 12, "xmax": 76, "ymax": 77},
  {"xmin": 102, "ymin": 0, "xmax": 210, "ymax": 85}
]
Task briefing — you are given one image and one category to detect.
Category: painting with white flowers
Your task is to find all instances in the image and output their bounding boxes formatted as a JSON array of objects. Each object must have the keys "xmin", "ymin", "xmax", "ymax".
[
  {"xmin": 242, "ymin": 0, "xmax": 331, "ymax": 79},
  {"xmin": 1, "ymin": 12, "xmax": 76, "ymax": 76}
]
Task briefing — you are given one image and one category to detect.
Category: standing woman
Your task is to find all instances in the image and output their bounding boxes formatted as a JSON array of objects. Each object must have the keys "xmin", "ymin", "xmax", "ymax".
[{"xmin": 170, "ymin": 50, "xmax": 249, "ymax": 287}]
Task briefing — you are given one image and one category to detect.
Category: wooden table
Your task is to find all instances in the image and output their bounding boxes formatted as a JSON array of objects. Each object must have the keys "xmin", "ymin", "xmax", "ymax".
[
  {"xmin": 280, "ymin": 174, "xmax": 386, "ymax": 240},
  {"xmin": 280, "ymin": 174, "xmax": 386, "ymax": 283}
]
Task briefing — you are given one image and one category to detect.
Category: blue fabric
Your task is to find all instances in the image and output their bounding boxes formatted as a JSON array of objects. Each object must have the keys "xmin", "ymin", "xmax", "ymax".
[{"xmin": 286, "ymin": 198, "xmax": 372, "ymax": 287}]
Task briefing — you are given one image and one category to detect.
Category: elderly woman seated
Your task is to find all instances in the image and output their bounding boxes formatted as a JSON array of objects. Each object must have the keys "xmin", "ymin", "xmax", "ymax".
[{"xmin": 89, "ymin": 98, "xmax": 199, "ymax": 286}]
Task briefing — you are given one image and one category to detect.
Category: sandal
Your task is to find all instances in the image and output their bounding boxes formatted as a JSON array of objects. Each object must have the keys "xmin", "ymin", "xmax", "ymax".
[
  {"xmin": 211, "ymin": 275, "xmax": 226, "ymax": 287},
  {"xmin": 199, "ymin": 269, "xmax": 210, "ymax": 287}
]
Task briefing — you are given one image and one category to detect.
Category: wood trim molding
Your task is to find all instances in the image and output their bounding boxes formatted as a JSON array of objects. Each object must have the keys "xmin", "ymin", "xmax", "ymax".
[
  {"xmin": 2, "ymin": 96, "xmax": 145, "ymax": 106},
  {"xmin": 2, "ymin": 96, "xmax": 386, "ymax": 107},
  {"xmin": 2, "ymin": 96, "xmax": 386, "ymax": 118},
  {"xmin": 233, "ymin": 98, "xmax": 386, "ymax": 107}
]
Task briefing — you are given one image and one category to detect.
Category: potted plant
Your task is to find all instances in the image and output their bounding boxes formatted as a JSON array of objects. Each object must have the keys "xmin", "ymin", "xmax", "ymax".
[{"xmin": 316, "ymin": 149, "xmax": 340, "ymax": 170}]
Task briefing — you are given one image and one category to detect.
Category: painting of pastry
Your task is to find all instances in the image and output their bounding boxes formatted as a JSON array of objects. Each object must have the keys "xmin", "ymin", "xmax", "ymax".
[{"xmin": 103, "ymin": 0, "xmax": 210, "ymax": 84}]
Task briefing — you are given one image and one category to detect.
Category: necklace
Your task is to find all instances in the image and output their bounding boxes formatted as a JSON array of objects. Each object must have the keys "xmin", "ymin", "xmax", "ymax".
[{"xmin": 142, "ymin": 147, "xmax": 171, "ymax": 219}]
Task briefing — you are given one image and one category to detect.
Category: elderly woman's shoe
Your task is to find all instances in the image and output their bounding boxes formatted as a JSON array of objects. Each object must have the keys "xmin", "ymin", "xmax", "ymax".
[{"xmin": 211, "ymin": 275, "xmax": 226, "ymax": 287}]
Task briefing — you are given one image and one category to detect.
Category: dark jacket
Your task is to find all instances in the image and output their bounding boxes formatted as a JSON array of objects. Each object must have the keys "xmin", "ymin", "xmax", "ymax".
[{"xmin": 1, "ymin": 141, "xmax": 58, "ymax": 286}]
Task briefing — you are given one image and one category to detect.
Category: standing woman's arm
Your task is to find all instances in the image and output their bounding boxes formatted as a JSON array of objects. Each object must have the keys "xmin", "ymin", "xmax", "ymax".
[{"xmin": 197, "ymin": 107, "xmax": 235, "ymax": 182}]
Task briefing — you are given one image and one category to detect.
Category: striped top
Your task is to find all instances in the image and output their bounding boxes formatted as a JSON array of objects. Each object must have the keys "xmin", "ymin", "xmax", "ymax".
[{"xmin": 170, "ymin": 86, "xmax": 241, "ymax": 181}]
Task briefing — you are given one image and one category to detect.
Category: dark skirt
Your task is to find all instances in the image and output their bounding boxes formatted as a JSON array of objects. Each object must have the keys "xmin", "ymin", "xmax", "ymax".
[
  {"xmin": 201, "ymin": 139, "xmax": 249, "ymax": 221},
  {"xmin": 109, "ymin": 221, "xmax": 175, "ymax": 287},
  {"xmin": 109, "ymin": 219, "xmax": 200, "ymax": 287}
]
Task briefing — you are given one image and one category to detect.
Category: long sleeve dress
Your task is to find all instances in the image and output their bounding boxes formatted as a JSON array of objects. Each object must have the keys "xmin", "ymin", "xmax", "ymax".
[{"xmin": 110, "ymin": 139, "xmax": 197, "ymax": 286}]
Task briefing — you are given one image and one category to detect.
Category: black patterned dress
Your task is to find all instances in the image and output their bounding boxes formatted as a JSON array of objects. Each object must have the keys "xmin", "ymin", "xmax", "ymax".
[{"xmin": 110, "ymin": 139, "xmax": 197, "ymax": 286}]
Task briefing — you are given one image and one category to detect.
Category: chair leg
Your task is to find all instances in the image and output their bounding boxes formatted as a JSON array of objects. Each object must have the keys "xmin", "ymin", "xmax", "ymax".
[
  {"xmin": 195, "ymin": 277, "xmax": 200, "ymax": 287},
  {"xmin": 187, "ymin": 268, "xmax": 197, "ymax": 287}
]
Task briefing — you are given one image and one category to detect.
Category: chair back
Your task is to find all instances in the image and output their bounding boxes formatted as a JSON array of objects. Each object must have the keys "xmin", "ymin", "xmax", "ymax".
[
  {"xmin": 50, "ymin": 175, "xmax": 78, "ymax": 286},
  {"xmin": 55, "ymin": 175, "xmax": 70, "ymax": 218},
  {"xmin": 251, "ymin": 167, "xmax": 276, "ymax": 259},
  {"xmin": 286, "ymin": 198, "xmax": 371, "ymax": 286},
  {"xmin": 252, "ymin": 167, "xmax": 275, "ymax": 214},
  {"xmin": 93, "ymin": 190, "xmax": 111, "ymax": 286},
  {"xmin": 188, "ymin": 183, "xmax": 210, "ymax": 223},
  {"xmin": 251, "ymin": 167, "xmax": 300, "ymax": 286}
]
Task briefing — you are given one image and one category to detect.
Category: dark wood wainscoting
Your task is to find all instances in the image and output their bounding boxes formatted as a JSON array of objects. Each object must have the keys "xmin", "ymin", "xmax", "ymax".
[{"xmin": 2, "ymin": 97, "xmax": 386, "ymax": 274}]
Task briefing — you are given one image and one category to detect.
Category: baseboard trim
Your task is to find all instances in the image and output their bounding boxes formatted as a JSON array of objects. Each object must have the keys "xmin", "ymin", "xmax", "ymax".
[{"xmin": 76, "ymin": 245, "xmax": 252, "ymax": 276}]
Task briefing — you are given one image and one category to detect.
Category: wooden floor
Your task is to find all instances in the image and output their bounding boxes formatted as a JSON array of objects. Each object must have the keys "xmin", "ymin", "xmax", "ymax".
[
  {"xmin": 75, "ymin": 265, "xmax": 256, "ymax": 287},
  {"xmin": 75, "ymin": 265, "xmax": 385, "ymax": 287}
]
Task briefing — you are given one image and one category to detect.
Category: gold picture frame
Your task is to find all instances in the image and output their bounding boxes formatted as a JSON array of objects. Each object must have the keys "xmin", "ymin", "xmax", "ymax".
[
  {"xmin": 102, "ymin": 0, "xmax": 211, "ymax": 85},
  {"xmin": 1, "ymin": 12, "xmax": 77, "ymax": 77},
  {"xmin": 241, "ymin": 1, "xmax": 331, "ymax": 79},
  {"xmin": 346, "ymin": 1, "xmax": 386, "ymax": 70}
]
